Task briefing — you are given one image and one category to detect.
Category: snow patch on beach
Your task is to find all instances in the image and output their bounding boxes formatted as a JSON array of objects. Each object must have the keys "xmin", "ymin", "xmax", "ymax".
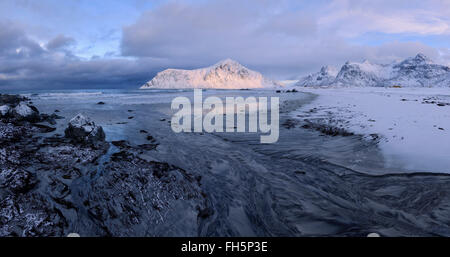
[{"xmin": 293, "ymin": 87, "xmax": 450, "ymax": 173}]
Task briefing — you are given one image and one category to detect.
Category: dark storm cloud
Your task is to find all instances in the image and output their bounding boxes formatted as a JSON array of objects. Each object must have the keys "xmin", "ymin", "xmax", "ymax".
[
  {"xmin": 0, "ymin": 21, "xmax": 45, "ymax": 58},
  {"xmin": 46, "ymin": 35, "xmax": 76, "ymax": 51},
  {"xmin": 0, "ymin": 20, "xmax": 160, "ymax": 89}
]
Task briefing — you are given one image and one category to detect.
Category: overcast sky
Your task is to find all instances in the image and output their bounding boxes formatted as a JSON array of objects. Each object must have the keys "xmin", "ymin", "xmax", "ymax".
[{"xmin": 1, "ymin": 0, "xmax": 450, "ymax": 89}]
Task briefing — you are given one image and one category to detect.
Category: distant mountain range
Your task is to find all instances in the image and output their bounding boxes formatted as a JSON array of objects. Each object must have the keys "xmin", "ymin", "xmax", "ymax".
[
  {"xmin": 296, "ymin": 54, "xmax": 450, "ymax": 87},
  {"xmin": 140, "ymin": 59, "xmax": 281, "ymax": 89},
  {"xmin": 141, "ymin": 54, "xmax": 450, "ymax": 89}
]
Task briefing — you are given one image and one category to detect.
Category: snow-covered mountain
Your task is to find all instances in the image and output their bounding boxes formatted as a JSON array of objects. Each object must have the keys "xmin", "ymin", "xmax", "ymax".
[
  {"xmin": 296, "ymin": 54, "xmax": 450, "ymax": 87},
  {"xmin": 387, "ymin": 53, "xmax": 450, "ymax": 87},
  {"xmin": 141, "ymin": 59, "xmax": 281, "ymax": 89},
  {"xmin": 295, "ymin": 66, "xmax": 338, "ymax": 87},
  {"xmin": 333, "ymin": 60, "xmax": 392, "ymax": 87}
]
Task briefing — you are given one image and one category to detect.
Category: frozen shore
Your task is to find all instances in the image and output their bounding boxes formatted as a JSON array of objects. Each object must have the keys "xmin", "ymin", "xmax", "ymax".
[{"xmin": 292, "ymin": 87, "xmax": 450, "ymax": 173}]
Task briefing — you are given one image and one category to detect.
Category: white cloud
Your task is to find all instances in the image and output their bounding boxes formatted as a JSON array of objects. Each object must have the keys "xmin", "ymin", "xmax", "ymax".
[{"xmin": 320, "ymin": 0, "xmax": 450, "ymax": 37}]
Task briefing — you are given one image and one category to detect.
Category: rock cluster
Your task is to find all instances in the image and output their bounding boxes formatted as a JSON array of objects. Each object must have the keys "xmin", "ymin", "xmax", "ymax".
[
  {"xmin": 0, "ymin": 96, "xmax": 208, "ymax": 236},
  {"xmin": 0, "ymin": 95, "xmax": 40, "ymax": 123}
]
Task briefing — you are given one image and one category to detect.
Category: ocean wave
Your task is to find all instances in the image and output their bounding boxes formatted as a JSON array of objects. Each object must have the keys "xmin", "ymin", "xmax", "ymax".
[{"xmin": 31, "ymin": 91, "xmax": 104, "ymax": 98}]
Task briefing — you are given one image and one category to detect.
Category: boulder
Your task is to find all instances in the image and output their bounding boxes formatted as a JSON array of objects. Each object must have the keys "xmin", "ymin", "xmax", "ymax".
[
  {"xmin": 0, "ymin": 168, "xmax": 37, "ymax": 193},
  {"xmin": 11, "ymin": 102, "xmax": 40, "ymax": 122},
  {"xmin": 64, "ymin": 114, "xmax": 105, "ymax": 146},
  {"xmin": 0, "ymin": 105, "xmax": 10, "ymax": 116},
  {"xmin": 0, "ymin": 99, "xmax": 40, "ymax": 123}
]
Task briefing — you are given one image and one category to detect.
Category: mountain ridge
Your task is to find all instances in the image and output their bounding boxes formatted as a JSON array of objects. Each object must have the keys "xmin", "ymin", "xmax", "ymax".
[
  {"xmin": 140, "ymin": 59, "xmax": 281, "ymax": 89},
  {"xmin": 296, "ymin": 54, "xmax": 450, "ymax": 87}
]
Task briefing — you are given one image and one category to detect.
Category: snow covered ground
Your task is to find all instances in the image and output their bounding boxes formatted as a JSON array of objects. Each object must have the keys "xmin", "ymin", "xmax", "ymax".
[{"xmin": 292, "ymin": 87, "xmax": 450, "ymax": 173}]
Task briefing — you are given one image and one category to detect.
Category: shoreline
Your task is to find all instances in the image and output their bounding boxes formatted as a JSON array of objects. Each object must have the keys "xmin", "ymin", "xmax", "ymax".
[
  {"xmin": 3, "ymin": 90, "xmax": 450, "ymax": 236},
  {"xmin": 292, "ymin": 87, "xmax": 450, "ymax": 174}
]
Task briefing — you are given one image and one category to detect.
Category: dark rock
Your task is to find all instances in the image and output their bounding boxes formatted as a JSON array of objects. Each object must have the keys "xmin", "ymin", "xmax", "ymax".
[
  {"xmin": 282, "ymin": 119, "xmax": 298, "ymax": 129},
  {"xmin": 49, "ymin": 178, "xmax": 71, "ymax": 200},
  {"xmin": 197, "ymin": 206, "xmax": 214, "ymax": 218},
  {"xmin": 369, "ymin": 133, "xmax": 379, "ymax": 139},
  {"xmin": 64, "ymin": 114, "xmax": 105, "ymax": 146},
  {"xmin": 111, "ymin": 150, "xmax": 132, "ymax": 162},
  {"xmin": 146, "ymin": 135, "xmax": 156, "ymax": 142},
  {"xmin": 301, "ymin": 120, "xmax": 354, "ymax": 137},
  {"xmin": 39, "ymin": 113, "xmax": 64, "ymax": 126},
  {"xmin": 111, "ymin": 140, "xmax": 131, "ymax": 149},
  {"xmin": 0, "ymin": 194, "xmax": 66, "ymax": 237},
  {"xmin": 138, "ymin": 144, "xmax": 158, "ymax": 151},
  {"xmin": 0, "ymin": 121, "xmax": 33, "ymax": 144},
  {"xmin": 0, "ymin": 94, "xmax": 29, "ymax": 106},
  {"xmin": 5, "ymin": 103, "xmax": 41, "ymax": 123},
  {"xmin": 33, "ymin": 123, "xmax": 56, "ymax": 133},
  {"xmin": 84, "ymin": 154, "xmax": 206, "ymax": 236},
  {"xmin": 0, "ymin": 168, "xmax": 37, "ymax": 193}
]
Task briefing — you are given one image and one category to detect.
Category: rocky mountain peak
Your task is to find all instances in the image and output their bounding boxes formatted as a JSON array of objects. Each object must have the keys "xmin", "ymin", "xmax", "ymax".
[
  {"xmin": 398, "ymin": 53, "xmax": 433, "ymax": 67},
  {"xmin": 214, "ymin": 58, "xmax": 242, "ymax": 67},
  {"xmin": 319, "ymin": 66, "xmax": 338, "ymax": 76},
  {"xmin": 414, "ymin": 53, "xmax": 431, "ymax": 63}
]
